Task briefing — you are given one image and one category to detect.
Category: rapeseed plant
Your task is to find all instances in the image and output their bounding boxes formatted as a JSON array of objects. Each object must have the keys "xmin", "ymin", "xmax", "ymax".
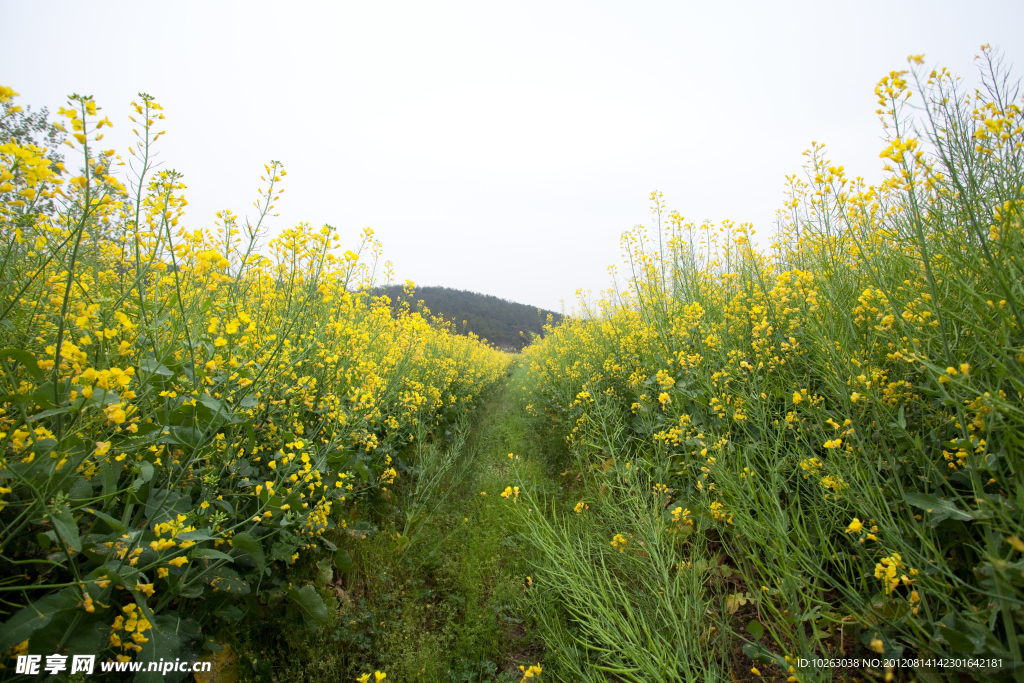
[
  {"xmin": 518, "ymin": 47, "xmax": 1024, "ymax": 681},
  {"xmin": 0, "ymin": 85, "xmax": 509, "ymax": 669}
]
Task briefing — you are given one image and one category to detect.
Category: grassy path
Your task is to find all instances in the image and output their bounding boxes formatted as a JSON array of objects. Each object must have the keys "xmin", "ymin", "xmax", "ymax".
[
  {"xmin": 243, "ymin": 371, "xmax": 552, "ymax": 682},
  {"xmin": 361, "ymin": 375, "xmax": 551, "ymax": 681}
]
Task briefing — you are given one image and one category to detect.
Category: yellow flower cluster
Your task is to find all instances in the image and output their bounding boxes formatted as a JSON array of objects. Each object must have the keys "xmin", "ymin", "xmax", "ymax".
[
  {"xmin": 670, "ymin": 506, "xmax": 692, "ymax": 524},
  {"xmin": 109, "ymin": 604, "xmax": 151, "ymax": 653},
  {"xmin": 519, "ymin": 663, "xmax": 542, "ymax": 681},
  {"xmin": 873, "ymin": 553, "xmax": 908, "ymax": 595}
]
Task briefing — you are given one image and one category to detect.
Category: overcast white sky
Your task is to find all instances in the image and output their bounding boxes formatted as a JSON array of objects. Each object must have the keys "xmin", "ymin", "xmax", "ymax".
[{"xmin": 4, "ymin": 1, "xmax": 1023, "ymax": 311}]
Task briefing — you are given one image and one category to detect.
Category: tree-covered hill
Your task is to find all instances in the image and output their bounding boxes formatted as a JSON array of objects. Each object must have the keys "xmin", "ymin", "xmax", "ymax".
[{"xmin": 377, "ymin": 285, "xmax": 562, "ymax": 351}]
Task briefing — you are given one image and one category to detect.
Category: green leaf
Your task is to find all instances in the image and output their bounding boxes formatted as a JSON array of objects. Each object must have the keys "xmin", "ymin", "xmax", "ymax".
[
  {"xmin": 196, "ymin": 643, "xmax": 239, "ymax": 683},
  {"xmin": 178, "ymin": 529, "xmax": 218, "ymax": 542},
  {"xmin": 99, "ymin": 460, "xmax": 124, "ymax": 499},
  {"xmin": 905, "ymin": 492, "xmax": 975, "ymax": 526},
  {"xmin": 334, "ymin": 549, "xmax": 353, "ymax": 574},
  {"xmin": 270, "ymin": 539, "xmax": 298, "ymax": 562},
  {"xmin": 59, "ymin": 618, "xmax": 104, "ymax": 660},
  {"xmin": 127, "ymin": 478, "xmax": 149, "ymax": 502},
  {"xmin": 742, "ymin": 642, "xmax": 787, "ymax": 669},
  {"xmin": 191, "ymin": 548, "xmax": 235, "ymax": 562},
  {"xmin": 135, "ymin": 614, "xmax": 183, "ymax": 683},
  {"xmin": 287, "ymin": 585, "xmax": 329, "ymax": 629},
  {"xmin": 31, "ymin": 382, "xmax": 56, "ymax": 410},
  {"xmin": 205, "ymin": 566, "xmax": 250, "ymax": 594},
  {"xmin": 131, "ymin": 422, "xmax": 161, "ymax": 437},
  {"xmin": 84, "ymin": 506, "xmax": 127, "ymax": 533},
  {"xmin": 86, "ymin": 388, "xmax": 121, "ymax": 406},
  {"xmin": 145, "ymin": 488, "xmax": 190, "ymax": 524},
  {"xmin": 50, "ymin": 505, "xmax": 82, "ymax": 552},
  {"xmin": 213, "ymin": 604, "xmax": 245, "ymax": 622},
  {"xmin": 69, "ymin": 476, "xmax": 94, "ymax": 501},
  {"xmin": 326, "ymin": 449, "xmax": 351, "ymax": 467},
  {"xmin": 199, "ymin": 393, "xmax": 225, "ymax": 414},
  {"xmin": 746, "ymin": 620, "xmax": 764, "ymax": 640},
  {"xmin": 939, "ymin": 624, "xmax": 980, "ymax": 653},
  {"xmin": 140, "ymin": 358, "xmax": 174, "ymax": 376},
  {"xmin": 0, "ymin": 393, "xmax": 33, "ymax": 408},
  {"xmin": 230, "ymin": 532, "xmax": 265, "ymax": 572},
  {"xmin": 179, "ymin": 582, "xmax": 204, "ymax": 598},
  {"xmin": 936, "ymin": 613, "xmax": 1008, "ymax": 655},
  {"xmin": 139, "ymin": 460, "xmax": 155, "ymax": 482},
  {"xmin": 0, "ymin": 348, "xmax": 44, "ymax": 382},
  {"xmin": 0, "ymin": 588, "xmax": 79, "ymax": 651},
  {"xmin": 168, "ymin": 425, "xmax": 203, "ymax": 448},
  {"xmin": 352, "ymin": 460, "xmax": 372, "ymax": 482},
  {"xmin": 26, "ymin": 405, "xmax": 76, "ymax": 422}
]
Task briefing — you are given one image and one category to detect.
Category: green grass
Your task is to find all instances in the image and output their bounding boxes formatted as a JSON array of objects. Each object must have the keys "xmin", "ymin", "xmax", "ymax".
[{"xmin": 234, "ymin": 371, "xmax": 550, "ymax": 682}]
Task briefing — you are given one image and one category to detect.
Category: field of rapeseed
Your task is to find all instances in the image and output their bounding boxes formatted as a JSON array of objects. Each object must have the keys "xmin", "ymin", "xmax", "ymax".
[
  {"xmin": 511, "ymin": 49, "xmax": 1024, "ymax": 681},
  {"xmin": 3, "ymin": 46, "xmax": 1024, "ymax": 683},
  {"xmin": 0, "ymin": 87, "xmax": 510, "ymax": 680}
]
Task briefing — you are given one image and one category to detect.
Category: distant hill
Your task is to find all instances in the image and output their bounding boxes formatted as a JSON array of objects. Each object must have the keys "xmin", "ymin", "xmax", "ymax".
[{"xmin": 376, "ymin": 285, "xmax": 562, "ymax": 351}]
